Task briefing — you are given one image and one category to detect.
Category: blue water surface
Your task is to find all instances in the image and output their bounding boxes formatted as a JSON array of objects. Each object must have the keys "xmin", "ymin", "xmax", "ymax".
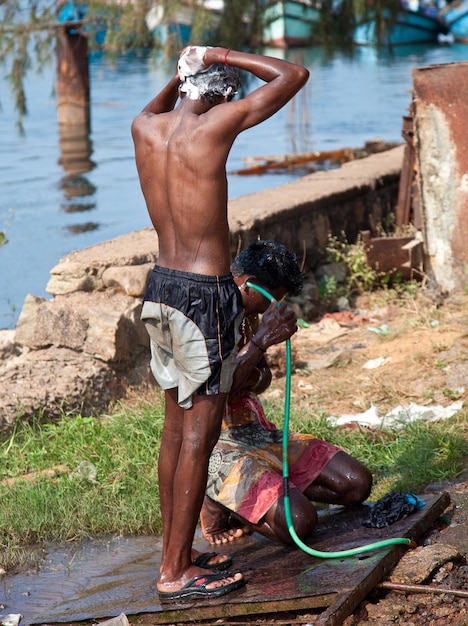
[{"xmin": 1, "ymin": 43, "xmax": 468, "ymax": 327}]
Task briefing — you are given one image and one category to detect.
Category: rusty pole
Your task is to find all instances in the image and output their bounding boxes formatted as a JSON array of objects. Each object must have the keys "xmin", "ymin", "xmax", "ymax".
[
  {"xmin": 56, "ymin": 23, "xmax": 94, "ymax": 177},
  {"xmin": 395, "ymin": 112, "xmax": 415, "ymax": 230},
  {"xmin": 56, "ymin": 24, "xmax": 90, "ymax": 130}
]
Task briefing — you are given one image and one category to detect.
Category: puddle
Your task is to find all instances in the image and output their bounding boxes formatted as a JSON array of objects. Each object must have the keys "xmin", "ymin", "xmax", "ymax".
[{"xmin": 1, "ymin": 534, "xmax": 165, "ymax": 624}]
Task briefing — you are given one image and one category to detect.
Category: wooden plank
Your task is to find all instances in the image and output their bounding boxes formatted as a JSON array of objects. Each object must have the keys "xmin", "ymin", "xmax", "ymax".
[
  {"xmin": 17, "ymin": 493, "xmax": 449, "ymax": 626},
  {"xmin": 315, "ymin": 491, "xmax": 450, "ymax": 626},
  {"xmin": 137, "ymin": 493, "xmax": 450, "ymax": 625}
]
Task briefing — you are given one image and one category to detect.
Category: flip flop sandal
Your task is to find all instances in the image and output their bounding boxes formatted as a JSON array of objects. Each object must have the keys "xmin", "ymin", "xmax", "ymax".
[
  {"xmin": 159, "ymin": 571, "xmax": 245, "ymax": 602},
  {"xmin": 193, "ymin": 551, "xmax": 233, "ymax": 571}
]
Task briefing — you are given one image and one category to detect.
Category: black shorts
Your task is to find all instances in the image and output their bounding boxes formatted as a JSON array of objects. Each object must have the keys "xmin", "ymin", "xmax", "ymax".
[{"xmin": 141, "ymin": 266, "xmax": 244, "ymax": 409}]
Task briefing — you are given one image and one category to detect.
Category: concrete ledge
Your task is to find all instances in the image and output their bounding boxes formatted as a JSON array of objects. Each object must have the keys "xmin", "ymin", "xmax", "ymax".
[
  {"xmin": 228, "ymin": 145, "xmax": 404, "ymax": 266},
  {"xmin": 47, "ymin": 145, "xmax": 405, "ymax": 292}
]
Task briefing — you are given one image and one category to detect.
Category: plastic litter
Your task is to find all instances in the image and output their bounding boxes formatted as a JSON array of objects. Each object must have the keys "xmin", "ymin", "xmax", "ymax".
[
  {"xmin": 363, "ymin": 356, "xmax": 391, "ymax": 369},
  {"xmin": 0, "ymin": 615, "xmax": 22, "ymax": 626},
  {"xmin": 363, "ymin": 491, "xmax": 426, "ymax": 528},
  {"xmin": 328, "ymin": 401, "xmax": 463, "ymax": 429},
  {"xmin": 368, "ymin": 324, "xmax": 391, "ymax": 336}
]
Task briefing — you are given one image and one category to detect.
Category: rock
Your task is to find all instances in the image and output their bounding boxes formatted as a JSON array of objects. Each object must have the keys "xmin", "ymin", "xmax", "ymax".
[
  {"xmin": 15, "ymin": 292, "xmax": 148, "ymax": 363},
  {"xmin": 102, "ymin": 263, "xmax": 153, "ymax": 297},
  {"xmin": 0, "ymin": 330, "xmax": 17, "ymax": 360},
  {"xmin": 15, "ymin": 294, "xmax": 88, "ymax": 350},
  {"xmin": 46, "ymin": 261, "xmax": 102, "ymax": 295},
  {"xmin": 289, "ymin": 276, "xmax": 320, "ymax": 320},
  {"xmin": 389, "ymin": 543, "xmax": 462, "ymax": 584},
  {"xmin": 0, "ymin": 347, "xmax": 123, "ymax": 429},
  {"xmin": 315, "ymin": 262, "xmax": 348, "ymax": 284}
]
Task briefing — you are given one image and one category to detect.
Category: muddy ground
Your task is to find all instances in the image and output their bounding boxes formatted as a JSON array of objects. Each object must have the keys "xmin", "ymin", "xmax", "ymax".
[
  {"xmin": 6, "ymin": 288, "xmax": 467, "ymax": 626},
  {"xmin": 270, "ymin": 288, "xmax": 468, "ymax": 419},
  {"xmin": 230, "ymin": 287, "xmax": 468, "ymax": 625}
]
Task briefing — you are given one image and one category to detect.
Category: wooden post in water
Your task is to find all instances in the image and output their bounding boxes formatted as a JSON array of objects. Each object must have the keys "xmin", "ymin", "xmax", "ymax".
[
  {"xmin": 56, "ymin": 23, "xmax": 94, "ymax": 177},
  {"xmin": 56, "ymin": 24, "xmax": 90, "ymax": 130}
]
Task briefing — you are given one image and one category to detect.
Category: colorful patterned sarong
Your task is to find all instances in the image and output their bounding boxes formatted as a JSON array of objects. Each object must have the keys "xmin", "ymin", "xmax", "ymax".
[{"xmin": 206, "ymin": 394, "xmax": 340, "ymax": 524}]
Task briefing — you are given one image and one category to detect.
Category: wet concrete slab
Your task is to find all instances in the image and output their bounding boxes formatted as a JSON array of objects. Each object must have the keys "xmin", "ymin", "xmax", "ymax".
[{"xmin": 1, "ymin": 492, "xmax": 449, "ymax": 626}]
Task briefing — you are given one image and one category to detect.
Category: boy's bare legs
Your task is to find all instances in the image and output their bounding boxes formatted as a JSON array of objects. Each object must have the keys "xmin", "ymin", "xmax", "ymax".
[
  {"xmin": 158, "ymin": 389, "xmax": 243, "ymax": 593},
  {"xmin": 158, "ymin": 388, "xmax": 183, "ymax": 567},
  {"xmin": 303, "ymin": 451, "xmax": 373, "ymax": 506},
  {"xmin": 248, "ymin": 489, "xmax": 318, "ymax": 544}
]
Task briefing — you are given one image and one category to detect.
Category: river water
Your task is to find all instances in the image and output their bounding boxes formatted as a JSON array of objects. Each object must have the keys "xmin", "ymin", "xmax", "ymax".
[{"xmin": 1, "ymin": 42, "xmax": 468, "ymax": 328}]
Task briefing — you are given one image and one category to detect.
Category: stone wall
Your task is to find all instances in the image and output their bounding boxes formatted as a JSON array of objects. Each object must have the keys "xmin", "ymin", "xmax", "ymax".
[
  {"xmin": 228, "ymin": 145, "xmax": 403, "ymax": 266},
  {"xmin": 0, "ymin": 146, "xmax": 404, "ymax": 430}
]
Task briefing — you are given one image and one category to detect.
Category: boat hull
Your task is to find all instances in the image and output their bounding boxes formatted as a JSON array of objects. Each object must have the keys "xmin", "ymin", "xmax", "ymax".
[
  {"xmin": 263, "ymin": 0, "xmax": 321, "ymax": 48},
  {"xmin": 146, "ymin": 1, "xmax": 221, "ymax": 47},
  {"xmin": 440, "ymin": 0, "xmax": 468, "ymax": 42},
  {"xmin": 354, "ymin": 9, "xmax": 442, "ymax": 45},
  {"xmin": 58, "ymin": 1, "xmax": 107, "ymax": 46}
]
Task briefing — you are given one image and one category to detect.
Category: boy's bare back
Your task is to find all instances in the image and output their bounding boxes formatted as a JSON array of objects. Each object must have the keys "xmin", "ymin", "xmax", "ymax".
[
  {"xmin": 133, "ymin": 102, "xmax": 236, "ymax": 275},
  {"xmin": 132, "ymin": 47, "xmax": 309, "ymax": 276}
]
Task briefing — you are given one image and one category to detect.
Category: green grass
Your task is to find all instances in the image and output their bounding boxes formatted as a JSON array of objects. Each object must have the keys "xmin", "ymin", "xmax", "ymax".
[
  {"xmin": 1, "ymin": 392, "xmax": 467, "ymax": 571},
  {"xmin": 0, "ymin": 399, "xmax": 165, "ymax": 569}
]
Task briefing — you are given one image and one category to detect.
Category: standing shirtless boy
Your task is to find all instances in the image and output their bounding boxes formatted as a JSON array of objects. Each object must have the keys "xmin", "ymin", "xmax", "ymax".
[{"xmin": 131, "ymin": 46, "xmax": 309, "ymax": 601}]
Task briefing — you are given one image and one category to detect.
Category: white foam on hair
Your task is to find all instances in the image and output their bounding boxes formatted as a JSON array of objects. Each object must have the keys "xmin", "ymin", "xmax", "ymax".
[
  {"xmin": 179, "ymin": 77, "xmax": 201, "ymax": 100},
  {"xmin": 180, "ymin": 63, "xmax": 239, "ymax": 101}
]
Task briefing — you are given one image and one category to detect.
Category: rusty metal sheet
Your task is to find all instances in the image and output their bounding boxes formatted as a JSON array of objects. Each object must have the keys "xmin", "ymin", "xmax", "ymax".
[
  {"xmin": 396, "ymin": 113, "xmax": 416, "ymax": 229},
  {"xmin": 412, "ymin": 62, "xmax": 468, "ymax": 292},
  {"xmin": 6, "ymin": 492, "xmax": 449, "ymax": 626},
  {"xmin": 361, "ymin": 230, "xmax": 424, "ymax": 281}
]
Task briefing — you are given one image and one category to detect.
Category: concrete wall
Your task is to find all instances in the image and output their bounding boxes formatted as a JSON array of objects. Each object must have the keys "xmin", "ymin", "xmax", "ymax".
[{"xmin": 228, "ymin": 146, "xmax": 403, "ymax": 268}]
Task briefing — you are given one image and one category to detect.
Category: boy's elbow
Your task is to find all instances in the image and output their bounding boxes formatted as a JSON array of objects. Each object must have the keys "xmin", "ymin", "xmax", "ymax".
[
  {"xmin": 285, "ymin": 66, "xmax": 309, "ymax": 93},
  {"xmin": 298, "ymin": 66, "xmax": 310, "ymax": 86}
]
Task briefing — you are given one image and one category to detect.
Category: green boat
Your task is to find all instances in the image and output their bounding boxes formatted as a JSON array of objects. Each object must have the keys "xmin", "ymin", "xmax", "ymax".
[
  {"xmin": 262, "ymin": 0, "xmax": 321, "ymax": 48},
  {"xmin": 439, "ymin": 0, "xmax": 468, "ymax": 42}
]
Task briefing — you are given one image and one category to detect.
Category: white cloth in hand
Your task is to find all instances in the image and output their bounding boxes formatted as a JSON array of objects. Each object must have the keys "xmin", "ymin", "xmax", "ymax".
[{"xmin": 177, "ymin": 46, "xmax": 208, "ymax": 80}]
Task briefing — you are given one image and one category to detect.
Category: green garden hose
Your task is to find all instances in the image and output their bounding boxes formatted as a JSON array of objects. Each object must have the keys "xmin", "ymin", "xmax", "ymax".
[{"xmin": 246, "ymin": 281, "xmax": 412, "ymax": 557}]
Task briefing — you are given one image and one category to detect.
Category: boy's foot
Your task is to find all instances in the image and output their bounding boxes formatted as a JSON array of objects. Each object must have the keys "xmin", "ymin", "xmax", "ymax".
[
  {"xmin": 158, "ymin": 570, "xmax": 245, "ymax": 601},
  {"xmin": 191, "ymin": 548, "xmax": 232, "ymax": 570},
  {"xmin": 200, "ymin": 496, "xmax": 250, "ymax": 545}
]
